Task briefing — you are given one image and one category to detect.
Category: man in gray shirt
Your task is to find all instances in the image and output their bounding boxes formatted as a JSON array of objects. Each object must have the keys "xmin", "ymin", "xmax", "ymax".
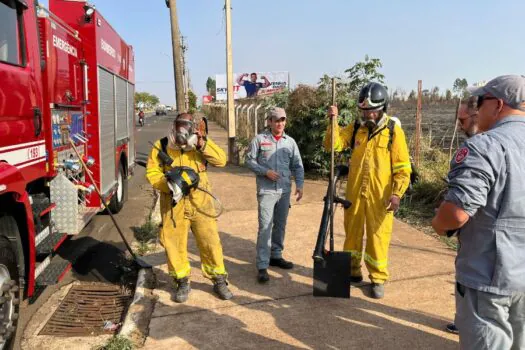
[
  {"xmin": 245, "ymin": 107, "xmax": 304, "ymax": 283},
  {"xmin": 432, "ymin": 75, "xmax": 525, "ymax": 350}
]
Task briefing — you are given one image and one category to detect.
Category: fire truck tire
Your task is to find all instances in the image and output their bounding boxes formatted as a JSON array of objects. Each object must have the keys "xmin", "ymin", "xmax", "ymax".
[
  {"xmin": 0, "ymin": 216, "xmax": 21, "ymax": 349},
  {"xmin": 108, "ymin": 163, "xmax": 127, "ymax": 214}
]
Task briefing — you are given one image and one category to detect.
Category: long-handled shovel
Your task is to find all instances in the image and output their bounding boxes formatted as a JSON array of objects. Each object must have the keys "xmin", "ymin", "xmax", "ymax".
[
  {"xmin": 312, "ymin": 78, "xmax": 352, "ymax": 298},
  {"xmin": 69, "ymin": 139, "xmax": 152, "ymax": 269}
]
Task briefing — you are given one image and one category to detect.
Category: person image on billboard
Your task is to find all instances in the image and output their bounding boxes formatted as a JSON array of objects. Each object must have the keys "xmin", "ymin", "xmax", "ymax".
[{"xmin": 237, "ymin": 73, "xmax": 271, "ymax": 98}]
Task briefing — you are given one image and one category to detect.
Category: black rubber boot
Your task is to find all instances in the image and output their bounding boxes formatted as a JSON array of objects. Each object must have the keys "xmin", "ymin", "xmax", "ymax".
[
  {"xmin": 269, "ymin": 258, "xmax": 294, "ymax": 269},
  {"xmin": 174, "ymin": 277, "xmax": 191, "ymax": 303},
  {"xmin": 213, "ymin": 275, "xmax": 233, "ymax": 300},
  {"xmin": 258, "ymin": 269, "xmax": 270, "ymax": 283},
  {"xmin": 371, "ymin": 283, "xmax": 384, "ymax": 299},
  {"xmin": 446, "ymin": 323, "xmax": 459, "ymax": 334}
]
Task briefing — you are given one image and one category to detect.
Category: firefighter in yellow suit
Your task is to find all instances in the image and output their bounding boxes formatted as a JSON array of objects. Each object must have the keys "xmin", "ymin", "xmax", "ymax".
[
  {"xmin": 146, "ymin": 113, "xmax": 233, "ymax": 303},
  {"xmin": 324, "ymin": 83, "xmax": 411, "ymax": 299}
]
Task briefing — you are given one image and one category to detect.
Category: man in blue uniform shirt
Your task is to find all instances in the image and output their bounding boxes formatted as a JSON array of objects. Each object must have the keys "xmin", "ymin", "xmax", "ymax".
[
  {"xmin": 245, "ymin": 107, "xmax": 304, "ymax": 283},
  {"xmin": 237, "ymin": 73, "xmax": 271, "ymax": 98},
  {"xmin": 432, "ymin": 75, "xmax": 525, "ymax": 350}
]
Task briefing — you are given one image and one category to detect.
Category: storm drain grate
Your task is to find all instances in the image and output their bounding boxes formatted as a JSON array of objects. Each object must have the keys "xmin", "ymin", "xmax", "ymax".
[{"xmin": 39, "ymin": 283, "xmax": 132, "ymax": 336}]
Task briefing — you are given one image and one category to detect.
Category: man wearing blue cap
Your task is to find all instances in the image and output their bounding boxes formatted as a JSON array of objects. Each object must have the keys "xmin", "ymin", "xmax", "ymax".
[{"xmin": 432, "ymin": 75, "xmax": 525, "ymax": 349}]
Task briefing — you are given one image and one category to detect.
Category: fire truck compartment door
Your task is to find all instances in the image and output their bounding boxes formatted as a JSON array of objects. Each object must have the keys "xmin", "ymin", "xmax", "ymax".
[
  {"xmin": 98, "ymin": 67, "xmax": 116, "ymax": 195},
  {"xmin": 127, "ymin": 82, "xmax": 135, "ymax": 166},
  {"xmin": 115, "ymin": 76, "xmax": 128, "ymax": 141}
]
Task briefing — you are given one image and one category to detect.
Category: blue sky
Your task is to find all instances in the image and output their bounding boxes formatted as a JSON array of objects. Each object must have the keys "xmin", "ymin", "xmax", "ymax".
[{"xmin": 43, "ymin": 0, "xmax": 525, "ymax": 105}]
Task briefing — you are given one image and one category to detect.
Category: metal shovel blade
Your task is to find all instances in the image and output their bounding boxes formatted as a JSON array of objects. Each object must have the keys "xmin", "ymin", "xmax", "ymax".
[{"xmin": 313, "ymin": 251, "xmax": 351, "ymax": 298}]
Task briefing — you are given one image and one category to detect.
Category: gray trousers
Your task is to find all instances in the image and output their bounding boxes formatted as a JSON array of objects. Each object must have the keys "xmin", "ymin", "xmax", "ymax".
[
  {"xmin": 256, "ymin": 191, "xmax": 291, "ymax": 270},
  {"xmin": 455, "ymin": 282, "xmax": 525, "ymax": 350}
]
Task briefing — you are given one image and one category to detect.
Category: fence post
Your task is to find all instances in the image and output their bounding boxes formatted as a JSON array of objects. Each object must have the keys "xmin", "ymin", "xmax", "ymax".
[
  {"xmin": 254, "ymin": 104, "xmax": 262, "ymax": 136},
  {"xmin": 241, "ymin": 105, "xmax": 248, "ymax": 137},
  {"xmin": 246, "ymin": 104, "xmax": 255, "ymax": 139},
  {"xmin": 415, "ymin": 80, "xmax": 422, "ymax": 167},
  {"xmin": 449, "ymin": 98, "xmax": 462, "ymax": 160},
  {"xmin": 235, "ymin": 104, "xmax": 241, "ymax": 127}
]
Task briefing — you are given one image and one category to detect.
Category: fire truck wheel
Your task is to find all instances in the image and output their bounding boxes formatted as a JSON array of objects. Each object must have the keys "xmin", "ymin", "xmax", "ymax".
[
  {"xmin": 109, "ymin": 163, "xmax": 127, "ymax": 214},
  {"xmin": 0, "ymin": 216, "xmax": 21, "ymax": 349}
]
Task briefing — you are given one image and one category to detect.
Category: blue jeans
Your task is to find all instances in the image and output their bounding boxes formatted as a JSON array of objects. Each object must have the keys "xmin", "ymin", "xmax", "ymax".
[{"xmin": 256, "ymin": 192, "xmax": 291, "ymax": 270}]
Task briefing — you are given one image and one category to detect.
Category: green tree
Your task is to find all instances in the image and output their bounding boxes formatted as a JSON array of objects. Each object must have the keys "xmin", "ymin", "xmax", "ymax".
[
  {"xmin": 408, "ymin": 90, "xmax": 416, "ymax": 100},
  {"xmin": 149, "ymin": 94, "xmax": 160, "ymax": 106},
  {"xmin": 453, "ymin": 78, "xmax": 468, "ymax": 98},
  {"xmin": 206, "ymin": 77, "xmax": 216, "ymax": 99},
  {"xmin": 135, "ymin": 92, "xmax": 160, "ymax": 109},
  {"xmin": 188, "ymin": 90, "xmax": 197, "ymax": 113},
  {"xmin": 445, "ymin": 89, "xmax": 453, "ymax": 101},
  {"xmin": 344, "ymin": 55, "xmax": 385, "ymax": 95}
]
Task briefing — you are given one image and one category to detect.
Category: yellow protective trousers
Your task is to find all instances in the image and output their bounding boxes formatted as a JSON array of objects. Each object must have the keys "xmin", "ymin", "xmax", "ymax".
[
  {"xmin": 324, "ymin": 115, "xmax": 412, "ymax": 284},
  {"xmin": 146, "ymin": 137, "xmax": 228, "ymax": 280},
  {"xmin": 343, "ymin": 192, "xmax": 394, "ymax": 283},
  {"xmin": 159, "ymin": 193, "xmax": 226, "ymax": 280}
]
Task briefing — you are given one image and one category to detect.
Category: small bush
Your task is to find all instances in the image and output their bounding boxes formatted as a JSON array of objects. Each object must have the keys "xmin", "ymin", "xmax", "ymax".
[
  {"xmin": 96, "ymin": 336, "xmax": 133, "ymax": 350},
  {"xmin": 132, "ymin": 216, "xmax": 159, "ymax": 243}
]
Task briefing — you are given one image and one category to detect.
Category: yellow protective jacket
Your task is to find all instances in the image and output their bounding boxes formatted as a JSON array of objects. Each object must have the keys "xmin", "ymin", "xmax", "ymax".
[
  {"xmin": 146, "ymin": 138, "xmax": 226, "ymax": 208},
  {"xmin": 324, "ymin": 114, "xmax": 411, "ymax": 201}
]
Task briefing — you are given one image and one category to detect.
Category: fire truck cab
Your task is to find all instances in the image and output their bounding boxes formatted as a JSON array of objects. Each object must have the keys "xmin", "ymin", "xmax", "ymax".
[{"xmin": 0, "ymin": 0, "xmax": 135, "ymax": 345}]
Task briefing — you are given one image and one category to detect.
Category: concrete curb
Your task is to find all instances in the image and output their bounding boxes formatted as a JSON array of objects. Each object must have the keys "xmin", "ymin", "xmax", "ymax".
[{"xmin": 119, "ymin": 268, "xmax": 157, "ymax": 347}]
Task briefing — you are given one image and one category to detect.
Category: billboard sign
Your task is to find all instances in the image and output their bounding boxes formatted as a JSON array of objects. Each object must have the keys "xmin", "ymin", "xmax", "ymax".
[{"xmin": 215, "ymin": 71, "xmax": 289, "ymax": 101}]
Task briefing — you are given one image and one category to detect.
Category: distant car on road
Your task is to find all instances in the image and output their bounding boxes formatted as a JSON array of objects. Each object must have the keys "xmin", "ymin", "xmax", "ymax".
[
  {"xmin": 166, "ymin": 106, "xmax": 173, "ymax": 112},
  {"xmin": 156, "ymin": 106, "xmax": 167, "ymax": 116}
]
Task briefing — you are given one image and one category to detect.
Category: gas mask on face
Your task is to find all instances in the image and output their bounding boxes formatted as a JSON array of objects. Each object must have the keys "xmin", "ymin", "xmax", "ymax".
[
  {"xmin": 360, "ymin": 109, "xmax": 385, "ymax": 132},
  {"xmin": 168, "ymin": 117, "xmax": 198, "ymax": 150}
]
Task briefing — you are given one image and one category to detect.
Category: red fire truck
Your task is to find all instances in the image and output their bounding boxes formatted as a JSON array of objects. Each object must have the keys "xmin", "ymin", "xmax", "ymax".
[{"xmin": 0, "ymin": 0, "xmax": 136, "ymax": 343}]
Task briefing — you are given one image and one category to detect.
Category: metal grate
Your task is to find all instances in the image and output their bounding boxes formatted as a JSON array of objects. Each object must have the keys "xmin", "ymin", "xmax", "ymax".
[{"xmin": 39, "ymin": 284, "xmax": 132, "ymax": 336}]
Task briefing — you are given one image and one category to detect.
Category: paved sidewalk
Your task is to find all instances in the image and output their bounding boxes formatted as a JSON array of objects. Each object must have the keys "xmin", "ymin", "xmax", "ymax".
[{"xmin": 142, "ymin": 121, "xmax": 458, "ymax": 349}]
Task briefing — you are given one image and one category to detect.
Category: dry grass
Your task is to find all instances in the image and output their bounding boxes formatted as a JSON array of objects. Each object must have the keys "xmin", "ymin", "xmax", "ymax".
[{"xmin": 397, "ymin": 137, "xmax": 458, "ymax": 250}]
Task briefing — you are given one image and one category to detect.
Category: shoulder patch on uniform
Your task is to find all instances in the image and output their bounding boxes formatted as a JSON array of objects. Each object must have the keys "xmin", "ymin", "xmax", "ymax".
[{"xmin": 455, "ymin": 147, "xmax": 469, "ymax": 163}]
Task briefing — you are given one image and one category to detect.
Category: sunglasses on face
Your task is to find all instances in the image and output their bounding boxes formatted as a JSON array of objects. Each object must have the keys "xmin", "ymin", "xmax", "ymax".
[{"xmin": 477, "ymin": 95, "xmax": 499, "ymax": 109}]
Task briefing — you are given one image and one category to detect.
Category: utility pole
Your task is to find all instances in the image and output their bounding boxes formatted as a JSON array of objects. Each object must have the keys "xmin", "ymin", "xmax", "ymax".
[
  {"xmin": 167, "ymin": 0, "xmax": 186, "ymax": 113},
  {"xmin": 181, "ymin": 36, "xmax": 189, "ymax": 111},
  {"xmin": 225, "ymin": 0, "xmax": 236, "ymax": 163}
]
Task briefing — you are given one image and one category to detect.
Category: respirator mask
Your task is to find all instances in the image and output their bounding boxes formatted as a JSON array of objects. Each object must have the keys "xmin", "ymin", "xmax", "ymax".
[
  {"xmin": 168, "ymin": 117, "xmax": 198, "ymax": 150},
  {"xmin": 359, "ymin": 109, "xmax": 385, "ymax": 132}
]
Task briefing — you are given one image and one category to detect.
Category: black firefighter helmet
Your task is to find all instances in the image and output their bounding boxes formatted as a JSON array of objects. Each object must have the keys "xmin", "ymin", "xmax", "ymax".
[
  {"xmin": 165, "ymin": 166, "xmax": 200, "ymax": 204},
  {"xmin": 358, "ymin": 82, "xmax": 389, "ymax": 113}
]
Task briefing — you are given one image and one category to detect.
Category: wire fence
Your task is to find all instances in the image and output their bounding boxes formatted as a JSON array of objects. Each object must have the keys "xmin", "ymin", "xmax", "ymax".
[
  {"xmin": 389, "ymin": 100, "xmax": 465, "ymax": 154},
  {"xmin": 202, "ymin": 98, "xmax": 465, "ymax": 163},
  {"xmin": 202, "ymin": 98, "xmax": 269, "ymax": 142}
]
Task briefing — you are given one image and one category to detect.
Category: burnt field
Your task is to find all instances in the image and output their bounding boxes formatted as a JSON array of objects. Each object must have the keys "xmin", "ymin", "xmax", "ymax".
[{"xmin": 389, "ymin": 101, "xmax": 467, "ymax": 151}]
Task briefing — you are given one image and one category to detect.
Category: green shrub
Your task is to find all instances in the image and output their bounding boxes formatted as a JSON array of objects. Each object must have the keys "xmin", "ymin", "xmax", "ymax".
[{"xmin": 95, "ymin": 336, "xmax": 133, "ymax": 350}]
